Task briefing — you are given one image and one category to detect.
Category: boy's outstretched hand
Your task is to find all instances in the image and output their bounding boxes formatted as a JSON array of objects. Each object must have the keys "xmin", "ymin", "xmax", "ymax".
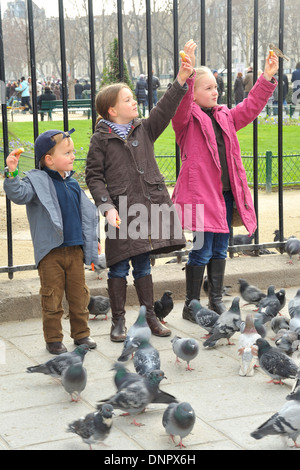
[
  {"xmin": 264, "ymin": 52, "xmax": 279, "ymax": 81},
  {"xmin": 5, "ymin": 148, "xmax": 24, "ymax": 172}
]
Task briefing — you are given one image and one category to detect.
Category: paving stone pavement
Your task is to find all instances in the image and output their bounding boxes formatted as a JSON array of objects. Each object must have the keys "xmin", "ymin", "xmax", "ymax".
[{"xmin": 1, "ymin": 286, "xmax": 300, "ymax": 452}]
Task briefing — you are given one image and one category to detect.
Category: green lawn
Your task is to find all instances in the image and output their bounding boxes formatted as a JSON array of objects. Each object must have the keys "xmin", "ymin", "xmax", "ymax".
[{"xmin": 1, "ymin": 117, "xmax": 300, "ymax": 185}]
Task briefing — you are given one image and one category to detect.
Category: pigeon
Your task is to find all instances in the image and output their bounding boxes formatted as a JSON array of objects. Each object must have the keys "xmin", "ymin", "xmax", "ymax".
[
  {"xmin": 188, "ymin": 300, "xmax": 219, "ymax": 338},
  {"xmin": 269, "ymin": 43, "xmax": 290, "ymax": 62},
  {"xmin": 67, "ymin": 404, "xmax": 114, "ymax": 450},
  {"xmin": 117, "ymin": 306, "xmax": 151, "ymax": 362},
  {"xmin": 98, "ymin": 370, "xmax": 169, "ymax": 426},
  {"xmin": 275, "ymin": 288, "xmax": 286, "ymax": 310},
  {"xmin": 251, "ymin": 387, "xmax": 300, "ymax": 449},
  {"xmin": 26, "ymin": 344, "xmax": 90, "ymax": 378},
  {"xmin": 171, "ymin": 336, "xmax": 199, "ymax": 371},
  {"xmin": 162, "ymin": 402, "xmax": 196, "ymax": 449},
  {"xmin": 88, "ymin": 295, "xmax": 110, "ymax": 320},
  {"xmin": 288, "ymin": 289, "xmax": 300, "ymax": 318},
  {"xmin": 271, "ymin": 316, "xmax": 290, "ymax": 335},
  {"xmin": 289, "ymin": 306, "xmax": 300, "ymax": 337},
  {"xmin": 89, "ymin": 253, "xmax": 107, "ymax": 279},
  {"xmin": 273, "ymin": 230, "xmax": 287, "ymax": 253},
  {"xmin": 154, "ymin": 291, "xmax": 174, "ymax": 324},
  {"xmin": 255, "ymin": 338, "xmax": 298, "ymax": 384},
  {"xmin": 203, "ymin": 297, "xmax": 242, "ymax": 348},
  {"xmin": 275, "ymin": 330, "xmax": 299, "ymax": 356},
  {"xmin": 238, "ymin": 314, "xmax": 261, "ymax": 377},
  {"xmin": 112, "ymin": 362, "xmax": 141, "ymax": 391},
  {"xmin": 233, "ymin": 234, "xmax": 255, "ymax": 245},
  {"xmin": 111, "ymin": 362, "xmax": 177, "ymax": 406},
  {"xmin": 285, "ymin": 237, "xmax": 300, "ymax": 264},
  {"xmin": 61, "ymin": 363, "xmax": 87, "ymax": 402},
  {"xmin": 133, "ymin": 340, "xmax": 160, "ymax": 377},
  {"xmin": 238, "ymin": 278, "xmax": 266, "ymax": 306},
  {"xmin": 256, "ymin": 285, "xmax": 281, "ymax": 324},
  {"xmin": 288, "ymin": 368, "xmax": 300, "ymax": 397}
]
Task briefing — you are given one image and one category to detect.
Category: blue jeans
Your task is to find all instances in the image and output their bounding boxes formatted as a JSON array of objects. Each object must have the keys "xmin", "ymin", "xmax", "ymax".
[
  {"xmin": 108, "ymin": 252, "xmax": 151, "ymax": 280},
  {"xmin": 188, "ymin": 190, "xmax": 234, "ymax": 266}
]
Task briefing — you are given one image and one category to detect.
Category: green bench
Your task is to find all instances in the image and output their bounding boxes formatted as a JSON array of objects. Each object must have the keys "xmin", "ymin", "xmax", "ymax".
[{"xmin": 39, "ymin": 99, "xmax": 92, "ymax": 120}]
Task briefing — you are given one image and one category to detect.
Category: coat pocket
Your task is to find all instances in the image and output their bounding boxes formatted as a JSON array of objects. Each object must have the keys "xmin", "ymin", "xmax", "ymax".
[{"xmin": 144, "ymin": 174, "xmax": 168, "ymax": 204}]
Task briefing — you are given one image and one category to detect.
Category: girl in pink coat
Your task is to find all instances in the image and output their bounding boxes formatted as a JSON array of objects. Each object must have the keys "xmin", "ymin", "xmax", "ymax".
[{"xmin": 172, "ymin": 40, "xmax": 278, "ymax": 321}]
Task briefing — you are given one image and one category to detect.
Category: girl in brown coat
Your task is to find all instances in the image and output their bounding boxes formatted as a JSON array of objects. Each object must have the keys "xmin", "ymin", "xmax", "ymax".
[{"xmin": 86, "ymin": 55, "xmax": 193, "ymax": 342}]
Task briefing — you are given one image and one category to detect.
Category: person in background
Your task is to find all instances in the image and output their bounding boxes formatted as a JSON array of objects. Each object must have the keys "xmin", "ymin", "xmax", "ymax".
[
  {"xmin": 15, "ymin": 76, "xmax": 32, "ymax": 113},
  {"xmin": 213, "ymin": 69, "xmax": 224, "ymax": 104},
  {"xmin": 234, "ymin": 72, "xmax": 244, "ymax": 105},
  {"xmin": 135, "ymin": 74, "xmax": 148, "ymax": 117},
  {"xmin": 243, "ymin": 66, "xmax": 254, "ymax": 97}
]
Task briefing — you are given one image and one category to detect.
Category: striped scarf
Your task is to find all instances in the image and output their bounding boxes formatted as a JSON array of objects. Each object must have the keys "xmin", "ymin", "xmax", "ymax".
[{"xmin": 100, "ymin": 119, "xmax": 133, "ymax": 139}]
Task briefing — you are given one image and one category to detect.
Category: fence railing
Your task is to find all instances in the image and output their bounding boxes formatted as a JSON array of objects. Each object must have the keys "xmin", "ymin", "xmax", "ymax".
[
  {"xmin": 0, "ymin": 0, "xmax": 295, "ymax": 278},
  {"xmin": 2, "ymin": 150, "xmax": 299, "ymax": 191}
]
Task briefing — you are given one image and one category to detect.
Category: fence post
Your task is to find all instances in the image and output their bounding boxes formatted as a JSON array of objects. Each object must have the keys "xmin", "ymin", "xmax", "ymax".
[{"xmin": 266, "ymin": 151, "xmax": 273, "ymax": 193}]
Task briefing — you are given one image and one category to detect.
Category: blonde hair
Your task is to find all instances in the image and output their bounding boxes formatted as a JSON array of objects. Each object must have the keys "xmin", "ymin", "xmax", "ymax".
[
  {"xmin": 95, "ymin": 83, "xmax": 131, "ymax": 124},
  {"xmin": 194, "ymin": 66, "xmax": 215, "ymax": 88}
]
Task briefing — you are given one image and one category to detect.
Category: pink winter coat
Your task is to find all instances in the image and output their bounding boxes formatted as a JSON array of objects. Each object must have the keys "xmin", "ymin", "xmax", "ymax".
[{"xmin": 172, "ymin": 73, "xmax": 277, "ymax": 235}]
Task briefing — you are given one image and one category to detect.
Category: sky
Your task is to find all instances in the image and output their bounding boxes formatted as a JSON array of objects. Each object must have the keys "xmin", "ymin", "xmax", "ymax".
[{"xmin": 0, "ymin": 0, "xmax": 134, "ymax": 18}]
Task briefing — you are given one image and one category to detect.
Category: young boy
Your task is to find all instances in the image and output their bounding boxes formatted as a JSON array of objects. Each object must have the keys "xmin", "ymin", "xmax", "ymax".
[{"xmin": 4, "ymin": 129, "xmax": 99, "ymax": 354}]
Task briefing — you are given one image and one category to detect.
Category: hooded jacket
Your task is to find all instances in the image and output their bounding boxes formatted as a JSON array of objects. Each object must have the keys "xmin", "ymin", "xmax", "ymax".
[
  {"xmin": 171, "ymin": 73, "xmax": 277, "ymax": 235},
  {"xmin": 4, "ymin": 170, "xmax": 99, "ymax": 267},
  {"xmin": 85, "ymin": 79, "xmax": 187, "ymax": 267}
]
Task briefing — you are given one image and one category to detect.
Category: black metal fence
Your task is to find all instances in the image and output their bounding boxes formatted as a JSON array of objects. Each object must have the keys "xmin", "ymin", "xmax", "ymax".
[{"xmin": 0, "ymin": 0, "xmax": 293, "ymax": 278}]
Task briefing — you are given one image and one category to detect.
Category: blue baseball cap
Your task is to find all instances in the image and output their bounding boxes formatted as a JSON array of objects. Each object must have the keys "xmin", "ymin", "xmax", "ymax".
[{"xmin": 34, "ymin": 128, "xmax": 75, "ymax": 162}]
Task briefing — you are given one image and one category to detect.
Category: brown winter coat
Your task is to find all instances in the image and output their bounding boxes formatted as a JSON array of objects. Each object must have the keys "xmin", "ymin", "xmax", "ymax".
[{"xmin": 85, "ymin": 79, "xmax": 187, "ymax": 267}]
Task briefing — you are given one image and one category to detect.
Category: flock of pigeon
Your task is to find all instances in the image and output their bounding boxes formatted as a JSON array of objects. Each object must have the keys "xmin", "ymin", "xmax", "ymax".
[{"xmin": 25, "ymin": 275, "xmax": 300, "ymax": 450}]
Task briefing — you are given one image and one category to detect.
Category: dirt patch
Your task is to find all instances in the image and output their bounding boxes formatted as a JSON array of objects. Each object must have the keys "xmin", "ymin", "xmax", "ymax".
[{"xmin": 1, "ymin": 175, "xmax": 300, "ymax": 281}]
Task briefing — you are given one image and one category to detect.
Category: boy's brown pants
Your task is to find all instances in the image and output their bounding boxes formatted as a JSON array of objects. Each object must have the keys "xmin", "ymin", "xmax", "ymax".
[{"xmin": 38, "ymin": 246, "xmax": 90, "ymax": 343}]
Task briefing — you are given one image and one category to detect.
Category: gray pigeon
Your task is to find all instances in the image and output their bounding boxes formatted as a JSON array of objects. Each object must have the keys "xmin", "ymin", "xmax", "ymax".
[
  {"xmin": 26, "ymin": 344, "xmax": 90, "ymax": 378},
  {"xmin": 256, "ymin": 285, "xmax": 281, "ymax": 324},
  {"xmin": 98, "ymin": 370, "xmax": 169, "ymax": 426},
  {"xmin": 286, "ymin": 237, "xmax": 300, "ymax": 264},
  {"xmin": 188, "ymin": 299, "xmax": 219, "ymax": 337},
  {"xmin": 251, "ymin": 386, "xmax": 300, "ymax": 448},
  {"xmin": 288, "ymin": 368, "xmax": 300, "ymax": 397},
  {"xmin": 289, "ymin": 306, "xmax": 300, "ymax": 337},
  {"xmin": 89, "ymin": 253, "xmax": 107, "ymax": 279},
  {"xmin": 271, "ymin": 316, "xmax": 290, "ymax": 335},
  {"xmin": 112, "ymin": 362, "xmax": 141, "ymax": 391},
  {"xmin": 133, "ymin": 340, "xmax": 161, "ymax": 377},
  {"xmin": 118, "ymin": 306, "xmax": 151, "ymax": 362},
  {"xmin": 171, "ymin": 336, "xmax": 199, "ymax": 371},
  {"xmin": 111, "ymin": 362, "xmax": 177, "ymax": 406},
  {"xmin": 288, "ymin": 289, "xmax": 300, "ymax": 319},
  {"xmin": 256, "ymin": 338, "xmax": 298, "ymax": 384},
  {"xmin": 61, "ymin": 363, "xmax": 87, "ymax": 402},
  {"xmin": 162, "ymin": 402, "xmax": 196, "ymax": 449},
  {"xmin": 238, "ymin": 278, "xmax": 266, "ymax": 306},
  {"xmin": 67, "ymin": 404, "xmax": 114, "ymax": 450},
  {"xmin": 275, "ymin": 288, "xmax": 286, "ymax": 310},
  {"xmin": 275, "ymin": 330, "xmax": 299, "ymax": 356},
  {"xmin": 154, "ymin": 291, "xmax": 174, "ymax": 324},
  {"xmin": 88, "ymin": 295, "xmax": 110, "ymax": 320},
  {"xmin": 203, "ymin": 297, "xmax": 242, "ymax": 348}
]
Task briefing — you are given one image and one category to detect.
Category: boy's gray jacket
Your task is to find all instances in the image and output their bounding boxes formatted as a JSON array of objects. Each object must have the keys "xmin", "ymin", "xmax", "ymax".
[{"xmin": 4, "ymin": 170, "xmax": 99, "ymax": 267}]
